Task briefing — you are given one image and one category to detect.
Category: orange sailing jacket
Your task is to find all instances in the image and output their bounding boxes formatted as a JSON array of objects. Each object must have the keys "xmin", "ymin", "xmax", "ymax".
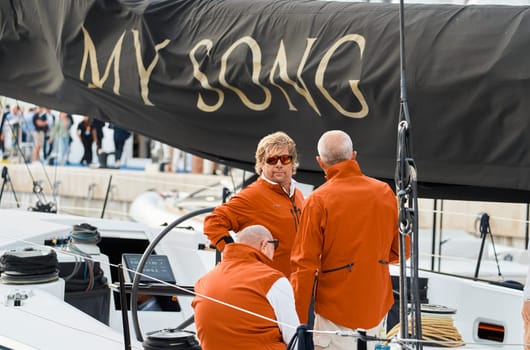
[
  {"xmin": 290, "ymin": 160, "xmax": 410, "ymax": 329},
  {"xmin": 204, "ymin": 177, "xmax": 304, "ymax": 277},
  {"xmin": 192, "ymin": 244, "xmax": 287, "ymax": 350}
]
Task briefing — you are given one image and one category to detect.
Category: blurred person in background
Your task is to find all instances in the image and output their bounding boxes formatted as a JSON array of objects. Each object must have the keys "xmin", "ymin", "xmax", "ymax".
[{"xmin": 50, "ymin": 112, "xmax": 73, "ymax": 166}]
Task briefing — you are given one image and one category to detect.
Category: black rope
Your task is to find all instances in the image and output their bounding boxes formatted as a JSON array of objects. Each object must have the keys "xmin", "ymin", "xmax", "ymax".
[
  {"xmin": 286, "ymin": 324, "xmax": 314, "ymax": 350},
  {"xmin": 0, "ymin": 248, "xmax": 58, "ymax": 275},
  {"xmin": 71, "ymin": 223, "xmax": 101, "ymax": 244}
]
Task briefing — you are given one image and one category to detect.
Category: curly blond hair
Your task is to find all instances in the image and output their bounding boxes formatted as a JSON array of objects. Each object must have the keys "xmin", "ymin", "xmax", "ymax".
[{"xmin": 254, "ymin": 131, "xmax": 299, "ymax": 175}]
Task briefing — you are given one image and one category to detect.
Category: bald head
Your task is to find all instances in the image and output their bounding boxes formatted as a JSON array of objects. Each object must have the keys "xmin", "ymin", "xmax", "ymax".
[
  {"xmin": 236, "ymin": 225, "xmax": 276, "ymax": 259},
  {"xmin": 317, "ymin": 130, "xmax": 354, "ymax": 166},
  {"xmin": 237, "ymin": 225, "xmax": 273, "ymax": 247}
]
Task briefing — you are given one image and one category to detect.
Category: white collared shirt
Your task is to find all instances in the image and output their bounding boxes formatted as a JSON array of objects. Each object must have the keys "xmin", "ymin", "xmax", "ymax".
[{"xmin": 261, "ymin": 174, "xmax": 298, "ymax": 198}]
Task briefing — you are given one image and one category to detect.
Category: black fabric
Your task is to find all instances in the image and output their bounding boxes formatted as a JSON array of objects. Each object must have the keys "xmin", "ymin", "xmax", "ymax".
[
  {"xmin": 0, "ymin": 249, "xmax": 58, "ymax": 275},
  {"xmin": 1, "ymin": 1, "xmax": 530, "ymax": 201},
  {"xmin": 215, "ymin": 235, "xmax": 234, "ymax": 246},
  {"xmin": 357, "ymin": 330, "xmax": 367, "ymax": 350},
  {"xmin": 92, "ymin": 118, "xmax": 105, "ymax": 149},
  {"xmin": 387, "ymin": 276, "xmax": 429, "ymax": 332},
  {"xmin": 143, "ymin": 329, "xmax": 201, "ymax": 350},
  {"xmin": 32, "ymin": 113, "xmax": 48, "ymax": 132},
  {"xmin": 64, "ymin": 287, "xmax": 111, "ymax": 325},
  {"xmin": 0, "ymin": 110, "xmax": 8, "ymax": 139},
  {"xmin": 59, "ymin": 261, "xmax": 108, "ymax": 293},
  {"xmin": 286, "ymin": 324, "xmax": 313, "ymax": 350},
  {"xmin": 112, "ymin": 125, "xmax": 131, "ymax": 160},
  {"xmin": 60, "ymin": 261, "xmax": 110, "ymax": 324},
  {"xmin": 489, "ymin": 279, "xmax": 524, "ymax": 290}
]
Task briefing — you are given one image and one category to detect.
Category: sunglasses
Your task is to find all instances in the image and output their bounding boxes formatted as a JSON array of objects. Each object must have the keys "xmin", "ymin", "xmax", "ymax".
[
  {"xmin": 265, "ymin": 154, "xmax": 293, "ymax": 166},
  {"xmin": 267, "ymin": 239, "xmax": 279, "ymax": 250}
]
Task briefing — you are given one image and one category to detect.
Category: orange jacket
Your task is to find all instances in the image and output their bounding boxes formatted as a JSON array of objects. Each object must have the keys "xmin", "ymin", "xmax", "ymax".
[
  {"xmin": 192, "ymin": 244, "xmax": 287, "ymax": 350},
  {"xmin": 290, "ymin": 160, "xmax": 410, "ymax": 329},
  {"xmin": 204, "ymin": 177, "xmax": 304, "ymax": 277}
]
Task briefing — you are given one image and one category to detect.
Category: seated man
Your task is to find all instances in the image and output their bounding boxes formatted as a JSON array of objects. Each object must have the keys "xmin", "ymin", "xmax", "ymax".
[{"xmin": 192, "ymin": 225, "xmax": 299, "ymax": 349}]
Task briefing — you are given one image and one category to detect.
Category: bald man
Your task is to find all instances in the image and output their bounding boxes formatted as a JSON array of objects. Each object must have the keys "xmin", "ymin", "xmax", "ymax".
[
  {"xmin": 193, "ymin": 225, "xmax": 299, "ymax": 350},
  {"xmin": 290, "ymin": 130, "xmax": 410, "ymax": 350}
]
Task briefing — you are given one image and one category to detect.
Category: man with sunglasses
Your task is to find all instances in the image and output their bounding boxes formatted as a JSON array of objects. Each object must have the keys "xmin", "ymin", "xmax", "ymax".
[
  {"xmin": 204, "ymin": 131, "xmax": 304, "ymax": 277},
  {"xmin": 290, "ymin": 130, "xmax": 410, "ymax": 350},
  {"xmin": 192, "ymin": 225, "xmax": 299, "ymax": 349}
]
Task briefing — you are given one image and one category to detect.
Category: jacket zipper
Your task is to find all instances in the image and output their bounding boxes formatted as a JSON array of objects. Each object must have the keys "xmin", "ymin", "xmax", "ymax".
[{"xmin": 289, "ymin": 197, "xmax": 301, "ymax": 232}]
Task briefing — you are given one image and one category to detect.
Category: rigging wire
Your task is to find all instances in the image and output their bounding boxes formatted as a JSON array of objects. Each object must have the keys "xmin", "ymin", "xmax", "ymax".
[{"xmin": 395, "ymin": 0, "xmax": 422, "ymax": 348}]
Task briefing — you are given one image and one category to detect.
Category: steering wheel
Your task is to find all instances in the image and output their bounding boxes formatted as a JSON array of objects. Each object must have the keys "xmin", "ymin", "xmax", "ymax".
[{"xmin": 130, "ymin": 206, "xmax": 216, "ymax": 342}]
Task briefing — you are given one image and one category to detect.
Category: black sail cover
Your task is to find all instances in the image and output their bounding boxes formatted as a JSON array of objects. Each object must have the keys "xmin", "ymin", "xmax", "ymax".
[{"xmin": 0, "ymin": 0, "xmax": 529, "ymax": 201}]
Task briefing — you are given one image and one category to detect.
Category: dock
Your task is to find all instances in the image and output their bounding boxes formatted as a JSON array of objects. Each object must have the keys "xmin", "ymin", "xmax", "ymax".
[
  {"xmin": 1, "ymin": 162, "xmax": 528, "ymax": 249},
  {"xmin": 1, "ymin": 163, "xmax": 239, "ymax": 203}
]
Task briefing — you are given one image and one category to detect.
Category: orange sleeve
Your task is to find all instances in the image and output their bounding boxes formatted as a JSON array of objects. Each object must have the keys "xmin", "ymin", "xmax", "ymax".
[
  {"xmin": 203, "ymin": 201, "xmax": 242, "ymax": 251},
  {"xmin": 203, "ymin": 188, "xmax": 259, "ymax": 251}
]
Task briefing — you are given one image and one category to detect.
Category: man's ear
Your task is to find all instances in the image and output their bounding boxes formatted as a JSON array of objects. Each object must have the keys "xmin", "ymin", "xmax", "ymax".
[{"xmin": 351, "ymin": 151, "xmax": 357, "ymax": 160}]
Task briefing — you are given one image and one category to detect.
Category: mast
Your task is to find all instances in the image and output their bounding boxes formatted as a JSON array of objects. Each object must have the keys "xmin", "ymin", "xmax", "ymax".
[{"xmin": 395, "ymin": 0, "xmax": 422, "ymax": 348}]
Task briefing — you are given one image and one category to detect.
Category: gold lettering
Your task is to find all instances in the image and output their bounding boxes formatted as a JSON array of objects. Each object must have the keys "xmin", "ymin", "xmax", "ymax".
[
  {"xmin": 270, "ymin": 39, "xmax": 320, "ymax": 115},
  {"xmin": 132, "ymin": 30, "xmax": 170, "ymax": 106},
  {"xmin": 80, "ymin": 26, "xmax": 124, "ymax": 95},
  {"xmin": 220, "ymin": 36, "xmax": 271, "ymax": 111},
  {"xmin": 189, "ymin": 39, "xmax": 225, "ymax": 112},
  {"xmin": 316, "ymin": 34, "xmax": 368, "ymax": 118}
]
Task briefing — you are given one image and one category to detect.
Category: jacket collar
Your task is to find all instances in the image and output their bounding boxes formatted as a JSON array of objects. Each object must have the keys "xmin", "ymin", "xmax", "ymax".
[
  {"xmin": 325, "ymin": 159, "xmax": 363, "ymax": 181},
  {"xmin": 223, "ymin": 243, "xmax": 273, "ymax": 267},
  {"xmin": 259, "ymin": 175, "xmax": 297, "ymax": 197}
]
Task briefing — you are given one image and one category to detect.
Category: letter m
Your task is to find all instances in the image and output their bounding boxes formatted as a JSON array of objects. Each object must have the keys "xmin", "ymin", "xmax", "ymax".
[{"xmin": 79, "ymin": 26, "xmax": 125, "ymax": 95}]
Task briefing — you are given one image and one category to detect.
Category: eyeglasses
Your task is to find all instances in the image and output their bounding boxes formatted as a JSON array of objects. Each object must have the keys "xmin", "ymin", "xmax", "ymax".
[
  {"xmin": 265, "ymin": 154, "xmax": 293, "ymax": 166},
  {"xmin": 267, "ymin": 239, "xmax": 279, "ymax": 250}
]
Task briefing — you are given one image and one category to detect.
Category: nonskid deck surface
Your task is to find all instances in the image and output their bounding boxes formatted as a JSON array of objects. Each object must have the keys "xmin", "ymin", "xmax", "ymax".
[{"xmin": 0, "ymin": 208, "xmax": 208, "ymax": 349}]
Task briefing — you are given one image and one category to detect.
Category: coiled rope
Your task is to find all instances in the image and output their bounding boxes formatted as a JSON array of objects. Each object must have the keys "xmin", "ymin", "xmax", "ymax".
[
  {"xmin": 65, "ymin": 223, "xmax": 103, "ymax": 291},
  {"xmin": 0, "ymin": 248, "xmax": 59, "ymax": 284},
  {"xmin": 386, "ymin": 315, "xmax": 465, "ymax": 347},
  {"xmin": 71, "ymin": 223, "xmax": 101, "ymax": 244}
]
